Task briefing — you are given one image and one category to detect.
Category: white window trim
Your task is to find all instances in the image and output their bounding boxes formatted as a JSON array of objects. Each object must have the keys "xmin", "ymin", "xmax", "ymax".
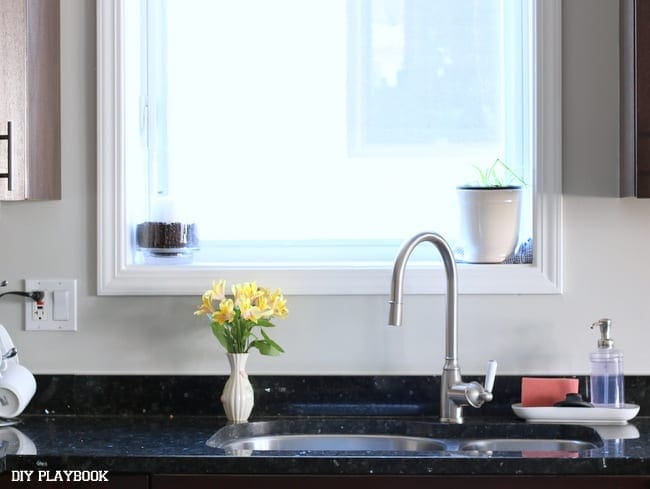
[{"xmin": 97, "ymin": 0, "xmax": 562, "ymax": 296}]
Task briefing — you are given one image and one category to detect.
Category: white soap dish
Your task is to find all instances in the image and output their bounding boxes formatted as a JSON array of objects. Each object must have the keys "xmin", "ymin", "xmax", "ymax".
[{"xmin": 512, "ymin": 403, "xmax": 640, "ymax": 425}]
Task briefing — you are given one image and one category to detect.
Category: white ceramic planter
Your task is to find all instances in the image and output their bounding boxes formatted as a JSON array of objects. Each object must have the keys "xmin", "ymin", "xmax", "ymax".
[
  {"xmin": 220, "ymin": 353, "xmax": 254, "ymax": 423},
  {"xmin": 457, "ymin": 186, "xmax": 522, "ymax": 263}
]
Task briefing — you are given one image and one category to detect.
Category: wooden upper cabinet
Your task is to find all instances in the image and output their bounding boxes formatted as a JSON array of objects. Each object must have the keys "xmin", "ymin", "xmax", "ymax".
[{"xmin": 0, "ymin": 0, "xmax": 60, "ymax": 200}]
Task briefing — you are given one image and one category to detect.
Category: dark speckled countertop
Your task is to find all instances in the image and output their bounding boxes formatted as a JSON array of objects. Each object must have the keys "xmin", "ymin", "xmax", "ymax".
[{"xmin": 2, "ymin": 375, "xmax": 650, "ymax": 476}]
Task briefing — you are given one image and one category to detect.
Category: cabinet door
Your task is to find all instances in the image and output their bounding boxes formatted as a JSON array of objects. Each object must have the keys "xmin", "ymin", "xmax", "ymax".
[
  {"xmin": 621, "ymin": 0, "xmax": 650, "ymax": 197},
  {"xmin": 0, "ymin": 0, "xmax": 28, "ymax": 199},
  {"xmin": 0, "ymin": 0, "xmax": 60, "ymax": 201}
]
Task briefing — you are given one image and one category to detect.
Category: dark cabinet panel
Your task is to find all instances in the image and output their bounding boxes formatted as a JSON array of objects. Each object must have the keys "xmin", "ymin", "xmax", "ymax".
[
  {"xmin": 153, "ymin": 475, "xmax": 650, "ymax": 489},
  {"xmin": 621, "ymin": 0, "xmax": 650, "ymax": 197},
  {"xmin": 0, "ymin": 473, "xmax": 148, "ymax": 488}
]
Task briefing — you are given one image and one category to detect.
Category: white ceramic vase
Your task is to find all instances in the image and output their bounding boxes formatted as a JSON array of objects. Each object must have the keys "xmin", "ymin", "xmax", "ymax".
[
  {"xmin": 220, "ymin": 353, "xmax": 254, "ymax": 423},
  {"xmin": 457, "ymin": 186, "xmax": 522, "ymax": 263}
]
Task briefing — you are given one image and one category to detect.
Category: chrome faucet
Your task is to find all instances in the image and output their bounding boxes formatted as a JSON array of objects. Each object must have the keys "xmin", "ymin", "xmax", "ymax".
[{"xmin": 388, "ymin": 232, "xmax": 497, "ymax": 424}]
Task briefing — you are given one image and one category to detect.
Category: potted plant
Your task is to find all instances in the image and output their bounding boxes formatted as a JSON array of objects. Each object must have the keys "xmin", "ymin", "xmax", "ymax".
[
  {"xmin": 456, "ymin": 159, "xmax": 526, "ymax": 263},
  {"xmin": 194, "ymin": 280, "xmax": 288, "ymax": 422}
]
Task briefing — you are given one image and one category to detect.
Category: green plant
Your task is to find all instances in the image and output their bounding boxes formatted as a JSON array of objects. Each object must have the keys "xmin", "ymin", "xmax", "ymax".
[{"xmin": 468, "ymin": 158, "xmax": 526, "ymax": 188}]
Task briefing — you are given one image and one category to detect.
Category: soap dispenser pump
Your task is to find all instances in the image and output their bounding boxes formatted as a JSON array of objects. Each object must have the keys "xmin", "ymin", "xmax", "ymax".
[{"xmin": 589, "ymin": 318, "xmax": 624, "ymax": 407}]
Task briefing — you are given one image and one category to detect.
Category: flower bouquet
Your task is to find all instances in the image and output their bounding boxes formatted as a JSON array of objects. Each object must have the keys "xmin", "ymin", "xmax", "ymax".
[{"xmin": 195, "ymin": 280, "xmax": 288, "ymax": 421}]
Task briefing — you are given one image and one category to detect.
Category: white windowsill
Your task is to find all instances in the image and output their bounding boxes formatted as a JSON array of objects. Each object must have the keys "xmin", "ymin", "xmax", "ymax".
[{"xmin": 98, "ymin": 262, "xmax": 559, "ymax": 296}]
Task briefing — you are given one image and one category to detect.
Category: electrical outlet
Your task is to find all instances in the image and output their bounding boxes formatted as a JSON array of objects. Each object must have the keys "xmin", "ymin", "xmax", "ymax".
[
  {"xmin": 24, "ymin": 279, "xmax": 77, "ymax": 331},
  {"xmin": 32, "ymin": 301, "xmax": 46, "ymax": 321}
]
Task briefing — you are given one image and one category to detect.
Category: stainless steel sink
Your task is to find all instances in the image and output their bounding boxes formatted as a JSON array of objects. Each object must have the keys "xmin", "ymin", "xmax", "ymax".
[
  {"xmin": 207, "ymin": 419, "xmax": 603, "ymax": 457},
  {"xmin": 207, "ymin": 419, "xmax": 449, "ymax": 455},
  {"xmin": 459, "ymin": 438, "xmax": 599, "ymax": 453},
  {"xmin": 219, "ymin": 434, "xmax": 445, "ymax": 453}
]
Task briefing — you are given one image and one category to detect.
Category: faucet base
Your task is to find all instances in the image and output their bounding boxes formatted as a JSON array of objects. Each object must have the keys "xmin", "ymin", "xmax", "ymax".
[
  {"xmin": 440, "ymin": 416, "xmax": 464, "ymax": 424},
  {"xmin": 441, "ymin": 368, "xmax": 465, "ymax": 424}
]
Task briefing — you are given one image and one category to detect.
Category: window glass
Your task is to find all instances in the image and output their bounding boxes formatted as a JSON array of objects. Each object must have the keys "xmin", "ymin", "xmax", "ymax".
[{"xmin": 124, "ymin": 0, "xmax": 532, "ymax": 266}]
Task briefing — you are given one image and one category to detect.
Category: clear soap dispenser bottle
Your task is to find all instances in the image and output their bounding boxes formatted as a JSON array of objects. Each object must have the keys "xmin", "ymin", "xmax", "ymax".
[{"xmin": 589, "ymin": 318, "xmax": 624, "ymax": 407}]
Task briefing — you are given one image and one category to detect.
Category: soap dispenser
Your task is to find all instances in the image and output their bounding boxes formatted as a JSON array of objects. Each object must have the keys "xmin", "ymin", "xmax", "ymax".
[{"xmin": 589, "ymin": 318, "xmax": 624, "ymax": 407}]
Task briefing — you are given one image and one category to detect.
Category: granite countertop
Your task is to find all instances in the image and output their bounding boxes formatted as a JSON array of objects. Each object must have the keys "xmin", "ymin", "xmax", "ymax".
[
  {"xmin": 2, "ymin": 415, "xmax": 650, "ymax": 476},
  {"xmin": 2, "ymin": 375, "xmax": 650, "ymax": 477}
]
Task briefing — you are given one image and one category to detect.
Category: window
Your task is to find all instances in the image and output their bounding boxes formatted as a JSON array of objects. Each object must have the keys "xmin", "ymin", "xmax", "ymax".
[{"xmin": 98, "ymin": 0, "xmax": 562, "ymax": 295}]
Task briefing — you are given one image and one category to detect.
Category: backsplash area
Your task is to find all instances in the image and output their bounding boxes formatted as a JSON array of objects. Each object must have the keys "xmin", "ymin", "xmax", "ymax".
[{"xmin": 24, "ymin": 375, "xmax": 650, "ymax": 418}]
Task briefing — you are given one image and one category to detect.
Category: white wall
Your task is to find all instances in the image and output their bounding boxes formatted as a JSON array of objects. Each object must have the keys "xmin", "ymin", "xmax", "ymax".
[{"xmin": 1, "ymin": 0, "xmax": 649, "ymax": 376}]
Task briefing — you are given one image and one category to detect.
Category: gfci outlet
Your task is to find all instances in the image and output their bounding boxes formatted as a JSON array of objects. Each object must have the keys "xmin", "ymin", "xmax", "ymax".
[{"xmin": 24, "ymin": 279, "xmax": 78, "ymax": 331}]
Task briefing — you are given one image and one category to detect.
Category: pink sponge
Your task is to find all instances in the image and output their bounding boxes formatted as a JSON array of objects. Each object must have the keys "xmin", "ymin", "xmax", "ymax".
[{"xmin": 521, "ymin": 377, "xmax": 579, "ymax": 407}]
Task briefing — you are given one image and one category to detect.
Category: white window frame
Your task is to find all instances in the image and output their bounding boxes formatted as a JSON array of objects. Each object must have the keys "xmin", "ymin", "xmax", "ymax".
[{"xmin": 97, "ymin": 0, "xmax": 562, "ymax": 296}]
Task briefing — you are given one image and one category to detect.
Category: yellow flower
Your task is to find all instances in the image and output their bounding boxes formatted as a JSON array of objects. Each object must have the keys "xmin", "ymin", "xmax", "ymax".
[
  {"xmin": 212, "ymin": 298, "xmax": 235, "ymax": 325},
  {"xmin": 211, "ymin": 279, "xmax": 226, "ymax": 301},
  {"xmin": 270, "ymin": 289, "xmax": 289, "ymax": 318},
  {"xmin": 232, "ymin": 281, "xmax": 262, "ymax": 307},
  {"xmin": 194, "ymin": 290, "xmax": 216, "ymax": 316},
  {"xmin": 238, "ymin": 296, "xmax": 264, "ymax": 323},
  {"xmin": 256, "ymin": 293, "xmax": 275, "ymax": 319},
  {"xmin": 231, "ymin": 283, "xmax": 243, "ymax": 302}
]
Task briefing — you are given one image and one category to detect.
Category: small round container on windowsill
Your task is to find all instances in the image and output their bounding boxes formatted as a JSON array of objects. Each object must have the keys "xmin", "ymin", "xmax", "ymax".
[{"xmin": 136, "ymin": 221, "xmax": 199, "ymax": 264}]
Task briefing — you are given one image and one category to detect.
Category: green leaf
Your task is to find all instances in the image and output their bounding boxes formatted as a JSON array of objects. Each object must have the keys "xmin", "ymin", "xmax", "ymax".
[
  {"xmin": 250, "ymin": 340, "xmax": 272, "ymax": 356},
  {"xmin": 470, "ymin": 158, "xmax": 526, "ymax": 188},
  {"xmin": 496, "ymin": 158, "xmax": 527, "ymax": 186},
  {"xmin": 485, "ymin": 160, "xmax": 500, "ymax": 186},
  {"xmin": 210, "ymin": 322, "xmax": 232, "ymax": 352},
  {"xmin": 244, "ymin": 340, "xmax": 272, "ymax": 356},
  {"xmin": 256, "ymin": 318, "xmax": 276, "ymax": 327},
  {"xmin": 472, "ymin": 164, "xmax": 486, "ymax": 185},
  {"xmin": 260, "ymin": 329, "xmax": 285, "ymax": 353}
]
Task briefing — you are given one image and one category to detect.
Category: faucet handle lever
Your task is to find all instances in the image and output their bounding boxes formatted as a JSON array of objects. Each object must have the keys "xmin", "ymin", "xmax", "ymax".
[
  {"xmin": 484, "ymin": 360, "xmax": 497, "ymax": 393},
  {"xmin": 457, "ymin": 360, "xmax": 497, "ymax": 408}
]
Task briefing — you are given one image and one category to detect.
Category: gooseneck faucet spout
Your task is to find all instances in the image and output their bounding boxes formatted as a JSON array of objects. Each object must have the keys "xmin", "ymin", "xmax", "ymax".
[
  {"xmin": 388, "ymin": 232, "xmax": 458, "ymax": 364},
  {"xmin": 388, "ymin": 232, "xmax": 496, "ymax": 424}
]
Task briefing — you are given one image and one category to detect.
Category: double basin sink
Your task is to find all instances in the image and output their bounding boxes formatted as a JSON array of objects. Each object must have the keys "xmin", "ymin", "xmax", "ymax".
[{"xmin": 207, "ymin": 419, "xmax": 602, "ymax": 457}]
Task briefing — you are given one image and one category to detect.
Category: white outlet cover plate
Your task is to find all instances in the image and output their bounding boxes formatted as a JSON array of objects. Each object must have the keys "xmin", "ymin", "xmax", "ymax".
[{"xmin": 24, "ymin": 279, "xmax": 77, "ymax": 331}]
